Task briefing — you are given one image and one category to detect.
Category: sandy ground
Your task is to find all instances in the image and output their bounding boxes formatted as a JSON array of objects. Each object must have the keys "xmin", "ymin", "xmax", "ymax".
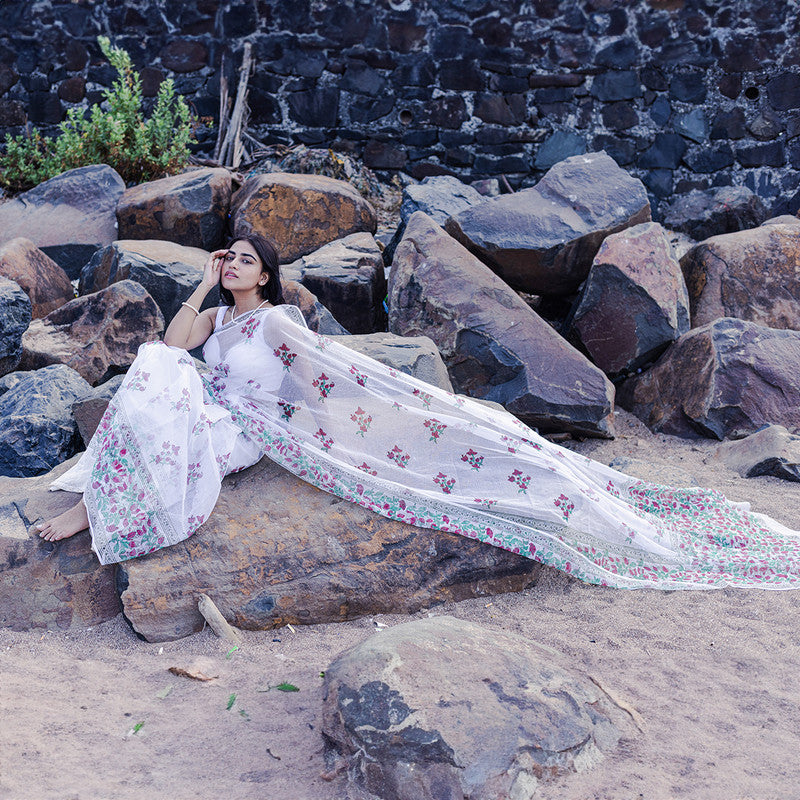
[{"xmin": 2, "ymin": 410, "xmax": 800, "ymax": 800}]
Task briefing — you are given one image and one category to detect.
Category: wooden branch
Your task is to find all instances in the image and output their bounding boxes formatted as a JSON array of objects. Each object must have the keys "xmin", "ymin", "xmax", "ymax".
[
  {"xmin": 218, "ymin": 42, "xmax": 253, "ymax": 168},
  {"xmin": 198, "ymin": 593, "xmax": 242, "ymax": 643},
  {"xmin": 213, "ymin": 55, "xmax": 230, "ymax": 163}
]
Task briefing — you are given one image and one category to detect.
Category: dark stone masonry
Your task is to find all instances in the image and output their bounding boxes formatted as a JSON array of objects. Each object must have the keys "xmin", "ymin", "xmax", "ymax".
[{"xmin": 2, "ymin": 0, "xmax": 800, "ymax": 216}]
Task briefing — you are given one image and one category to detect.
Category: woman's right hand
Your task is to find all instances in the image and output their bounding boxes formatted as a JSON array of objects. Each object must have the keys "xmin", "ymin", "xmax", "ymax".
[{"xmin": 202, "ymin": 248, "xmax": 230, "ymax": 289}]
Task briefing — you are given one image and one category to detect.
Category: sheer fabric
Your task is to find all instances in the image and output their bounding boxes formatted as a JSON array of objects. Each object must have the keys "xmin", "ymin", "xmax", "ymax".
[{"xmin": 54, "ymin": 304, "xmax": 800, "ymax": 587}]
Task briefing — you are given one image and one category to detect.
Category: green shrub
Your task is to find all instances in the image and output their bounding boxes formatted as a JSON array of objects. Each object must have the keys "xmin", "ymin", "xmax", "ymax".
[{"xmin": 0, "ymin": 36, "xmax": 197, "ymax": 193}]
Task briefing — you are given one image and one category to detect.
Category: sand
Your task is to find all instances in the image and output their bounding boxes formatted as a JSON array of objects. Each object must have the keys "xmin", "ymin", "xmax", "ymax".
[{"xmin": 2, "ymin": 410, "xmax": 800, "ymax": 800}]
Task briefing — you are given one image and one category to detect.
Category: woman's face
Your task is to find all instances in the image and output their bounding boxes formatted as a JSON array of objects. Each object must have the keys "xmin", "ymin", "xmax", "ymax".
[{"xmin": 220, "ymin": 240, "xmax": 267, "ymax": 291}]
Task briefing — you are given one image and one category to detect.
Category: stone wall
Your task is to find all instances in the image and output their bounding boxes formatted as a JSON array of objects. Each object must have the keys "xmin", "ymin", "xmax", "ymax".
[{"xmin": 1, "ymin": 0, "xmax": 800, "ymax": 214}]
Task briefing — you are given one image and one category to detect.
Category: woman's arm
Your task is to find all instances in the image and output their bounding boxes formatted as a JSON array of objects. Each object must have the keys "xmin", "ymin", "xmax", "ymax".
[{"xmin": 164, "ymin": 249, "xmax": 228, "ymax": 350}]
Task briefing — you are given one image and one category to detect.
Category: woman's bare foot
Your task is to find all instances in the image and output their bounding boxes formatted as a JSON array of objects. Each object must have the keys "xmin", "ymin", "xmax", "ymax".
[{"xmin": 34, "ymin": 499, "xmax": 89, "ymax": 542}]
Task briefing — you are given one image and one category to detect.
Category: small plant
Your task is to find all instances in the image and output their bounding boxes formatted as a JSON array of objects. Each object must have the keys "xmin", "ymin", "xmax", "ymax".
[{"xmin": 0, "ymin": 36, "xmax": 197, "ymax": 193}]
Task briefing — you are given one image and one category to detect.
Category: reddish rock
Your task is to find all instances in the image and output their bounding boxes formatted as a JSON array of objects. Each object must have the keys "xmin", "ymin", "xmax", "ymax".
[
  {"xmin": 230, "ymin": 172, "xmax": 377, "ymax": 263},
  {"xmin": 281, "ymin": 280, "xmax": 350, "ymax": 334},
  {"xmin": 116, "ymin": 168, "xmax": 231, "ymax": 250},
  {"xmin": 160, "ymin": 40, "xmax": 208, "ymax": 72},
  {"xmin": 19, "ymin": 280, "xmax": 164, "ymax": 385},
  {"xmin": 445, "ymin": 151, "xmax": 650, "ymax": 295},
  {"xmin": 570, "ymin": 222, "xmax": 690, "ymax": 376},
  {"xmin": 618, "ymin": 317, "xmax": 800, "ymax": 440},
  {"xmin": 681, "ymin": 223, "xmax": 800, "ymax": 329},
  {"xmin": 0, "ymin": 238, "xmax": 75, "ymax": 318},
  {"xmin": 389, "ymin": 212, "xmax": 615, "ymax": 437}
]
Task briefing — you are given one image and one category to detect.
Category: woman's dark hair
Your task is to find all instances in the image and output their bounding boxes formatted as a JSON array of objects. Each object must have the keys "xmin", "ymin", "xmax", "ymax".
[{"xmin": 218, "ymin": 233, "xmax": 284, "ymax": 307}]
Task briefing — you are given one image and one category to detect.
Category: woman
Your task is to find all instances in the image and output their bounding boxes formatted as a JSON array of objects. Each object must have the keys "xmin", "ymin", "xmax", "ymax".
[{"xmin": 35, "ymin": 234, "xmax": 800, "ymax": 588}]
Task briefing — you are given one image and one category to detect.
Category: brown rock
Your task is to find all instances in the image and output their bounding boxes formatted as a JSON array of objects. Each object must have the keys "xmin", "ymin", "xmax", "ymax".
[
  {"xmin": 281, "ymin": 282, "xmax": 350, "ymax": 334},
  {"xmin": 0, "ymin": 238, "xmax": 75, "ymax": 318},
  {"xmin": 72, "ymin": 375, "xmax": 124, "ymax": 446},
  {"xmin": 0, "ymin": 462, "xmax": 120, "ymax": 632},
  {"xmin": 570, "ymin": 222, "xmax": 690, "ymax": 376},
  {"xmin": 389, "ymin": 212, "xmax": 615, "ymax": 437},
  {"xmin": 117, "ymin": 457, "xmax": 541, "ymax": 642},
  {"xmin": 230, "ymin": 172, "xmax": 377, "ymax": 264},
  {"xmin": 19, "ymin": 280, "xmax": 164, "ymax": 385},
  {"xmin": 681, "ymin": 223, "xmax": 800, "ymax": 329},
  {"xmin": 715, "ymin": 425, "xmax": 800, "ymax": 481},
  {"xmin": 618, "ymin": 317, "xmax": 800, "ymax": 439},
  {"xmin": 116, "ymin": 168, "xmax": 231, "ymax": 250},
  {"xmin": 322, "ymin": 616, "xmax": 635, "ymax": 800},
  {"xmin": 445, "ymin": 151, "xmax": 650, "ymax": 295}
]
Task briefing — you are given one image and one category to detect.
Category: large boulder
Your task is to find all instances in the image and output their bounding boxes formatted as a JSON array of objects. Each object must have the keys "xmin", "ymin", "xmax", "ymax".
[
  {"xmin": 283, "ymin": 232, "xmax": 386, "ymax": 334},
  {"xmin": 680, "ymin": 223, "xmax": 800, "ymax": 329},
  {"xmin": 0, "ymin": 276, "xmax": 31, "ymax": 376},
  {"xmin": 0, "ymin": 165, "xmax": 125, "ymax": 278},
  {"xmin": 117, "ymin": 456, "xmax": 541, "ymax": 642},
  {"xmin": 389, "ymin": 212, "xmax": 615, "ymax": 437},
  {"xmin": 0, "ymin": 460, "xmax": 120, "ymax": 631},
  {"xmin": 322, "ymin": 616, "xmax": 634, "ymax": 800},
  {"xmin": 618, "ymin": 317, "xmax": 800, "ymax": 439},
  {"xmin": 0, "ymin": 238, "xmax": 75, "ymax": 318},
  {"xmin": 19, "ymin": 280, "xmax": 164, "ymax": 385},
  {"xmin": 444, "ymin": 151, "xmax": 651, "ymax": 295},
  {"xmin": 715, "ymin": 425, "xmax": 800, "ymax": 481},
  {"xmin": 71, "ymin": 374, "xmax": 125, "ymax": 446},
  {"xmin": 116, "ymin": 167, "xmax": 231, "ymax": 250},
  {"xmin": 281, "ymin": 281, "xmax": 350, "ymax": 335},
  {"xmin": 230, "ymin": 172, "xmax": 377, "ymax": 264},
  {"xmin": 569, "ymin": 222, "xmax": 690, "ymax": 377},
  {"xmin": 0, "ymin": 365, "xmax": 91, "ymax": 477},
  {"xmin": 660, "ymin": 186, "xmax": 768, "ymax": 241},
  {"xmin": 79, "ymin": 240, "xmax": 218, "ymax": 323}
]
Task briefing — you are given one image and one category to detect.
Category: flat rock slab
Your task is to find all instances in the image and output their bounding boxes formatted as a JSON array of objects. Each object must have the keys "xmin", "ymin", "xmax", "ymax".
[
  {"xmin": 715, "ymin": 425, "xmax": 800, "ymax": 481},
  {"xmin": 0, "ymin": 461, "xmax": 120, "ymax": 631},
  {"xmin": 117, "ymin": 457, "xmax": 542, "ymax": 642},
  {"xmin": 322, "ymin": 616, "xmax": 635, "ymax": 800},
  {"xmin": 0, "ymin": 164, "xmax": 125, "ymax": 278}
]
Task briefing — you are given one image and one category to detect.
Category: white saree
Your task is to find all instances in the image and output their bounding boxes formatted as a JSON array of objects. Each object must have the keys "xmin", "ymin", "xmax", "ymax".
[{"xmin": 53, "ymin": 303, "xmax": 800, "ymax": 588}]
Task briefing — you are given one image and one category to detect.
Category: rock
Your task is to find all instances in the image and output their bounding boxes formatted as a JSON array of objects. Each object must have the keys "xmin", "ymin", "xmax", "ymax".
[
  {"xmin": 230, "ymin": 172, "xmax": 377, "ymax": 264},
  {"xmin": 680, "ymin": 223, "xmax": 800, "ymax": 329},
  {"xmin": 0, "ymin": 277, "xmax": 32, "ymax": 377},
  {"xmin": 72, "ymin": 375, "xmax": 125, "ymax": 446},
  {"xmin": 281, "ymin": 281, "xmax": 350, "ymax": 335},
  {"xmin": 332, "ymin": 332, "xmax": 453, "ymax": 391},
  {"xmin": 0, "ymin": 165, "xmax": 125, "ymax": 278},
  {"xmin": 389, "ymin": 212, "xmax": 615, "ymax": 437},
  {"xmin": 618, "ymin": 318, "xmax": 800, "ymax": 440},
  {"xmin": 19, "ymin": 280, "xmax": 165, "ymax": 385},
  {"xmin": 715, "ymin": 425, "xmax": 800, "ymax": 481},
  {"xmin": 0, "ymin": 365, "xmax": 91, "ymax": 476},
  {"xmin": 283, "ymin": 232, "xmax": 386, "ymax": 334},
  {"xmin": 569, "ymin": 222, "xmax": 690, "ymax": 377},
  {"xmin": 116, "ymin": 167, "xmax": 231, "ymax": 250},
  {"xmin": 762, "ymin": 215, "xmax": 800, "ymax": 227},
  {"xmin": 116, "ymin": 457, "xmax": 541, "ymax": 642},
  {"xmin": 0, "ymin": 460, "xmax": 120, "ymax": 631},
  {"xmin": 0, "ymin": 238, "xmax": 75, "ymax": 318},
  {"xmin": 666, "ymin": 229, "xmax": 696, "ymax": 262},
  {"xmin": 660, "ymin": 186, "xmax": 768, "ymax": 242},
  {"xmin": 445, "ymin": 151, "xmax": 650, "ymax": 295},
  {"xmin": 79, "ymin": 240, "xmax": 218, "ymax": 323},
  {"xmin": 322, "ymin": 616, "xmax": 634, "ymax": 800}
]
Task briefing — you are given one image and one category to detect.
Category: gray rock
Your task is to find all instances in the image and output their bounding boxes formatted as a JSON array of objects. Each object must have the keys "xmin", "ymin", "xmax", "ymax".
[
  {"xmin": 389, "ymin": 212, "xmax": 615, "ymax": 438},
  {"xmin": 0, "ymin": 276, "xmax": 31, "ymax": 376},
  {"xmin": 332, "ymin": 332, "xmax": 453, "ymax": 391},
  {"xmin": 0, "ymin": 165, "xmax": 125, "ymax": 278},
  {"xmin": 715, "ymin": 425, "xmax": 800, "ymax": 481},
  {"xmin": 0, "ymin": 364, "xmax": 92, "ymax": 476},
  {"xmin": 762, "ymin": 215, "xmax": 800, "ymax": 227},
  {"xmin": 281, "ymin": 281, "xmax": 350, "ymax": 335},
  {"xmin": 0, "ymin": 458, "xmax": 120, "ymax": 632},
  {"xmin": 445, "ymin": 151, "xmax": 650, "ymax": 295},
  {"xmin": 322, "ymin": 616, "xmax": 635, "ymax": 800},
  {"xmin": 284, "ymin": 232, "xmax": 387, "ymax": 334},
  {"xmin": 72, "ymin": 374, "xmax": 125, "ymax": 446}
]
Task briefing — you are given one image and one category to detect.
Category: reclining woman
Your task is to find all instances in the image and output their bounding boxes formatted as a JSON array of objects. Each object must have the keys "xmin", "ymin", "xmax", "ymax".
[{"xmin": 36, "ymin": 233, "xmax": 800, "ymax": 589}]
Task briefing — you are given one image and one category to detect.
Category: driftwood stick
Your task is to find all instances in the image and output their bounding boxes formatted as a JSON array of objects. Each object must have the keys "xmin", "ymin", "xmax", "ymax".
[
  {"xmin": 213, "ymin": 57, "xmax": 229, "ymax": 162},
  {"xmin": 198, "ymin": 593, "xmax": 242, "ymax": 643},
  {"xmin": 218, "ymin": 42, "xmax": 253, "ymax": 167}
]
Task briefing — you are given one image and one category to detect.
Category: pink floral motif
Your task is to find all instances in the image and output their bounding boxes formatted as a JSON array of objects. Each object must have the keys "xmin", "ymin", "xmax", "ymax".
[
  {"xmin": 461, "ymin": 449, "xmax": 484, "ymax": 470},
  {"xmin": 172, "ymin": 388, "xmax": 191, "ymax": 413},
  {"xmin": 500, "ymin": 435, "xmax": 518, "ymax": 453},
  {"xmin": 554, "ymin": 493, "xmax": 575, "ymax": 521},
  {"xmin": 128, "ymin": 370, "xmax": 150, "ymax": 391},
  {"xmin": 508, "ymin": 469, "xmax": 531, "ymax": 493},
  {"xmin": 153, "ymin": 441, "xmax": 180, "ymax": 466},
  {"xmin": 350, "ymin": 406, "xmax": 372, "ymax": 436},
  {"xmin": 312, "ymin": 372, "xmax": 335, "ymax": 400},
  {"xmin": 273, "ymin": 343, "xmax": 297, "ymax": 370},
  {"xmin": 278, "ymin": 400, "xmax": 299, "ymax": 421},
  {"xmin": 240, "ymin": 316, "xmax": 259, "ymax": 339},
  {"xmin": 423, "ymin": 418, "xmax": 447, "ymax": 442},
  {"xmin": 388, "ymin": 368, "xmax": 398, "ymax": 378},
  {"xmin": 349, "ymin": 365, "xmax": 367, "ymax": 386},
  {"xmin": 606, "ymin": 481, "xmax": 620, "ymax": 497},
  {"xmin": 356, "ymin": 462, "xmax": 378, "ymax": 476},
  {"xmin": 520, "ymin": 437, "xmax": 542, "ymax": 450},
  {"xmin": 314, "ymin": 428, "xmax": 334, "ymax": 450},
  {"xmin": 474, "ymin": 498, "xmax": 498, "ymax": 509},
  {"xmin": 433, "ymin": 472, "xmax": 456, "ymax": 494},
  {"xmin": 187, "ymin": 461, "xmax": 204, "ymax": 484},
  {"xmin": 314, "ymin": 334, "xmax": 332, "ymax": 351},
  {"xmin": 387, "ymin": 445, "xmax": 410, "ymax": 469},
  {"xmin": 392, "ymin": 401, "xmax": 404, "ymax": 411},
  {"xmin": 412, "ymin": 388, "xmax": 433, "ymax": 408}
]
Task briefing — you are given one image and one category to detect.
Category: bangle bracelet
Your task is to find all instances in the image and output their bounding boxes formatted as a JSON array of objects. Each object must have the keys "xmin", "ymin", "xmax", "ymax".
[{"xmin": 181, "ymin": 302, "xmax": 200, "ymax": 316}]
